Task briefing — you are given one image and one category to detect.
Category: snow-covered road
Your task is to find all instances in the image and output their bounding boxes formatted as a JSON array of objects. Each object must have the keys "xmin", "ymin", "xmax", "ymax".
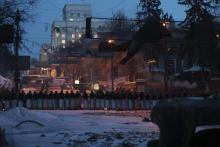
[{"xmin": 0, "ymin": 107, "xmax": 159, "ymax": 147}]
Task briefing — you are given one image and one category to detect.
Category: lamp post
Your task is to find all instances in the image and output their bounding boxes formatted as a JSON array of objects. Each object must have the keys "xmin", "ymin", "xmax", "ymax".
[
  {"xmin": 162, "ymin": 20, "xmax": 170, "ymax": 93},
  {"xmin": 108, "ymin": 39, "xmax": 114, "ymax": 92}
]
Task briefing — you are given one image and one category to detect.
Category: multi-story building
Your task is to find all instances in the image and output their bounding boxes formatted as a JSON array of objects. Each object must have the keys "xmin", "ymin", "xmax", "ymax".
[{"xmin": 51, "ymin": 3, "xmax": 106, "ymax": 50}]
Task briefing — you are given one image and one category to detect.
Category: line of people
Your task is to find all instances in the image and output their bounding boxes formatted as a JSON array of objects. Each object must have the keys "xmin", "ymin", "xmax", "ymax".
[{"xmin": 0, "ymin": 89, "xmax": 208, "ymax": 101}]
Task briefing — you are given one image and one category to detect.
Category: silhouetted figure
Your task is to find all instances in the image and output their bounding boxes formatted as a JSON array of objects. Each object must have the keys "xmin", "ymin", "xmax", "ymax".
[
  {"xmin": 76, "ymin": 91, "xmax": 81, "ymax": 109},
  {"xmin": 19, "ymin": 90, "xmax": 26, "ymax": 107},
  {"xmin": 64, "ymin": 91, "xmax": 70, "ymax": 109},
  {"xmin": 32, "ymin": 91, "xmax": 38, "ymax": 109},
  {"xmin": 48, "ymin": 91, "xmax": 54, "ymax": 110}
]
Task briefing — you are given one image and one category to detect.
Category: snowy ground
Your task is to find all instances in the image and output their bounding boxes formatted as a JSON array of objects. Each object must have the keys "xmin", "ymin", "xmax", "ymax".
[{"xmin": 0, "ymin": 107, "xmax": 159, "ymax": 147}]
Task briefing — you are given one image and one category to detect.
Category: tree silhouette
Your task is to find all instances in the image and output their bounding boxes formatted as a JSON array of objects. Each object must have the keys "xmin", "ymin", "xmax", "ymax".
[
  {"xmin": 106, "ymin": 10, "xmax": 134, "ymax": 33},
  {"xmin": 178, "ymin": 0, "xmax": 220, "ymax": 72}
]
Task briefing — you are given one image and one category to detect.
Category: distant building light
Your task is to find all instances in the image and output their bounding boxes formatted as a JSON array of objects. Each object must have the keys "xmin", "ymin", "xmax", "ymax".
[
  {"xmin": 69, "ymin": 18, "xmax": 74, "ymax": 21},
  {"xmin": 62, "ymin": 34, "xmax": 65, "ymax": 38},
  {"xmin": 62, "ymin": 40, "xmax": 65, "ymax": 44},
  {"xmin": 108, "ymin": 39, "xmax": 114, "ymax": 43},
  {"xmin": 216, "ymin": 34, "xmax": 220, "ymax": 38},
  {"xmin": 147, "ymin": 59, "xmax": 156, "ymax": 64},
  {"xmin": 93, "ymin": 83, "xmax": 99, "ymax": 90},
  {"xmin": 94, "ymin": 33, "xmax": 98, "ymax": 38},
  {"xmin": 162, "ymin": 22, "xmax": 166, "ymax": 27},
  {"xmin": 75, "ymin": 80, "xmax": 80, "ymax": 85},
  {"xmin": 78, "ymin": 33, "xmax": 82, "ymax": 38},
  {"xmin": 162, "ymin": 21, "xmax": 170, "ymax": 28},
  {"xmin": 72, "ymin": 34, "xmax": 75, "ymax": 38}
]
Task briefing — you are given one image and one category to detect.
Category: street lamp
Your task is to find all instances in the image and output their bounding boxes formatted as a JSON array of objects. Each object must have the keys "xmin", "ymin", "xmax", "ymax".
[
  {"xmin": 161, "ymin": 19, "xmax": 170, "ymax": 92},
  {"xmin": 108, "ymin": 39, "xmax": 114, "ymax": 44},
  {"xmin": 108, "ymin": 39, "xmax": 114, "ymax": 92}
]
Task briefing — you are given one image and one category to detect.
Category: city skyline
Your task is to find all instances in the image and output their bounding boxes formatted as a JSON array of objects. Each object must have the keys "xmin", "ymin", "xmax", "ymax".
[{"xmin": 23, "ymin": 0, "xmax": 186, "ymax": 58}]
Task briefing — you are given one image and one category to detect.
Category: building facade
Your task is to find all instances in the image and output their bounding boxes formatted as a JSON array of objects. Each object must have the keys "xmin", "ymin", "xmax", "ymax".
[{"xmin": 51, "ymin": 4, "xmax": 106, "ymax": 50}]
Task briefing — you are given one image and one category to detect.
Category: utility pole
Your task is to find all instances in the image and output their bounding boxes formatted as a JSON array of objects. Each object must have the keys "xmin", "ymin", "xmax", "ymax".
[{"xmin": 14, "ymin": 9, "xmax": 20, "ymax": 95}]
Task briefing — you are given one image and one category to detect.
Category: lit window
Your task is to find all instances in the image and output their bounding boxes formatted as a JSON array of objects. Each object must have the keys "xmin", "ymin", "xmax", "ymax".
[
  {"xmin": 62, "ymin": 34, "xmax": 65, "ymax": 38},
  {"xmin": 72, "ymin": 34, "xmax": 75, "ymax": 38},
  {"xmin": 62, "ymin": 40, "xmax": 65, "ymax": 44},
  {"xmin": 69, "ymin": 18, "xmax": 74, "ymax": 21},
  {"xmin": 94, "ymin": 33, "xmax": 98, "ymax": 38},
  {"xmin": 78, "ymin": 33, "xmax": 82, "ymax": 38}
]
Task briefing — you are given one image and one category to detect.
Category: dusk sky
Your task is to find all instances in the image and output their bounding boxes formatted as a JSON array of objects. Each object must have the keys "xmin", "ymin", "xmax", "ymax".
[{"xmin": 22, "ymin": 0, "xmax": 186, "ymax": 58}]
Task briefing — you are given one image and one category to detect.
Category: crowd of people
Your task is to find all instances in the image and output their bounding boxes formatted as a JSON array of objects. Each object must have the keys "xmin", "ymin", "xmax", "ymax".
[{"xmin": 0, "ymin": 88, "xmax": 210, "ymax": 101}]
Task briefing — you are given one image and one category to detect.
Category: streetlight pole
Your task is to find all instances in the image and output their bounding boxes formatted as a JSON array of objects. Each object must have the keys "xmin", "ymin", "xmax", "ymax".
[
  {"xmin": 108, "ymin": 39, "xmax": 114, "ymax": 92},
  {"xmin": 162, "ymin": 20, "xmax": 169, "ymax": 93}
]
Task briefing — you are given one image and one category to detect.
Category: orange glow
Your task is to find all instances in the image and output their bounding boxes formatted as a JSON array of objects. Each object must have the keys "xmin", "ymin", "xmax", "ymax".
[{"xmin": 108, "ymin": 39, "xmax": 114, "ymax": 43}]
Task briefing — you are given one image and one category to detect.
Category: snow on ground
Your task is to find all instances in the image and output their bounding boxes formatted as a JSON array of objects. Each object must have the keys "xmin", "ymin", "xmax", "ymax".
[{"xmin": 0, "ymin": 107, "xmax": 159, "ymax": 147}]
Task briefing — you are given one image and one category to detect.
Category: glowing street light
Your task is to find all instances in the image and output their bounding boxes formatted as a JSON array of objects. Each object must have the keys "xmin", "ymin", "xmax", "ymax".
[{"xmin": 108, "ymin": 39, "xmax": 114, "ymax": 44}]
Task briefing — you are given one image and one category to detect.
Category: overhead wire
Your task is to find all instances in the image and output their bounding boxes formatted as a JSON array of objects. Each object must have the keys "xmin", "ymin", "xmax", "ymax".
[{"xmin": 92, "ymin": 0, "xmax": 126, "ymax": 16}]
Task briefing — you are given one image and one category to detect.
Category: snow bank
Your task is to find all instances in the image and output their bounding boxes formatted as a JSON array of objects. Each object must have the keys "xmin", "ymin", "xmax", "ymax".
[{"xmin": 0, "ymin": 107, "xmax": 56, "ymax": 126}]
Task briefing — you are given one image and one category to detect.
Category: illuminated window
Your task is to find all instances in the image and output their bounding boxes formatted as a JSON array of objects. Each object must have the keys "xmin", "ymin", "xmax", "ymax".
[
  {"xmin": 62, "ymin": 39, "xmax": 65, "ymax": 44},
  {"xmin": 94, "ymin": 33, "xmax": 98, "ymax": 38},
  {"xmin": 62, "ymin": 34, "xmax": 65, "ymax": 39},
  {"xmin": 78, "ymin": 33, "xmax": 82, "ymax": 38},
  {"xmin": 72, "ymin": 34, "xmax": 75, "ymax": 38}
]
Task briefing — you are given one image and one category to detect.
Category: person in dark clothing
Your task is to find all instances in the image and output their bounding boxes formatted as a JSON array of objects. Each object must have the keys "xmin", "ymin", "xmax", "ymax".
[
  {"xmin": 48, "ymin": 91, "xmax": 54, "ymax": 110},
  {"xmin": 64, "ymin": 91, "xmax": 70, "ymax": 109},
  {"xmin": 69, "ymin": 91, "xmax": 75, "ymax": 110},
  {"xmin": 19, "ymin": 90, "xmax": 26, "ymax": 107},
  {"xmin": 89, "ymin": 91, "xmax": 95, "ymax": 109},
  {"xmin": 26, "ymin": 91, "xmax": 33, "ymax": 109},
  {"xmin": 59, "ymin": 90, "xmax": 65, "ymax": 109},
  {"xmin": 53, "ymin": 91, "xmax": 59, "ymax": 109},
  {"xmin": 75, "ymin": 91, "xmax": 81, "ymax": 109},
  {"xmin": 42, "ymin": 91, "xmax": 48, "ymax": 109},
  {"xmin": 32, "ymin": 91, "xmax": 38, "ymax": 109}
]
